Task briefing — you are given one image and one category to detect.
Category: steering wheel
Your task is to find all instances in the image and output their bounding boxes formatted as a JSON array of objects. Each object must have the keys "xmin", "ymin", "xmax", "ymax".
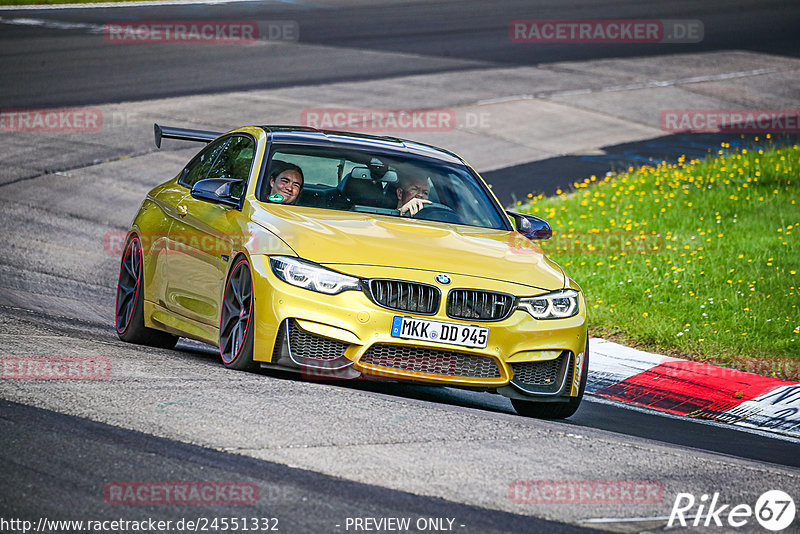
[{"xmin": 412, "ymin": 202, "xmax": 462, "ymax": 224}]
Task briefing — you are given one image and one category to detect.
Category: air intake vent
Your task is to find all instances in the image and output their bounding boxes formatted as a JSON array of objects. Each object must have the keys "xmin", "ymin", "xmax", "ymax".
[
  {"xmin": 510, "ymin": 352, "xmax": 571, "ymax": 394},
  {"xmin": 368, "ymin": 279, "xmax": 440, "ymax": 315},
  {"xmin": 360, "ymin": 344, "xmax": 501, "ymax": 378},
  {"xmin": 288, "ymin": 319, "xmax": 349, "ymax": 362},
  {"xmin": 447, "ymin": 289, "xmax": 514, "ymax": 321}
]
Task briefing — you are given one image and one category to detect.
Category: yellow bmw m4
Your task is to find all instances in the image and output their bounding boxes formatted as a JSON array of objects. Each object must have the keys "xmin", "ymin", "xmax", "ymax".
[{"xmin": 115, "ymin": 124, "xmax": 588, "ymax": 418}]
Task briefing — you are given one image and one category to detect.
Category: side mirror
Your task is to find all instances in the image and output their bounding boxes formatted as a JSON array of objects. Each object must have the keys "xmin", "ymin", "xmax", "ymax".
[
  {"xmin": 191, "ymin": 178, "xmax": 241, "ymax": 208},
  {"xmin": 506, "ymin": 211, "xmax": 552, "ymax": 240}
]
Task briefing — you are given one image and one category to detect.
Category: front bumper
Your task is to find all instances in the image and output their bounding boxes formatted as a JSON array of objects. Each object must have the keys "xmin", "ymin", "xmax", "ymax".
[{"xmin": 250, "ymin": 255, "xmax": 587, "ymax": 398}]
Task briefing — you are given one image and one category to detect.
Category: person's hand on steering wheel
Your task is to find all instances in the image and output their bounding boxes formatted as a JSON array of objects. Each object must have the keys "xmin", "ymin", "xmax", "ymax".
[{"xmin": 399, "ymin": 197, "xmax": 432, "ymax": 216}]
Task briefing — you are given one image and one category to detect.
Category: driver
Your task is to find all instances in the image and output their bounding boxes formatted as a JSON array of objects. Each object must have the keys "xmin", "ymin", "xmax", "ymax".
[
  {"xmin": 396, "ymin": 175, "xmax": 432, "ymax": 216},
  {"xmin": 267, "ymin": 162, "xmax": 304, "ymax": 204}
]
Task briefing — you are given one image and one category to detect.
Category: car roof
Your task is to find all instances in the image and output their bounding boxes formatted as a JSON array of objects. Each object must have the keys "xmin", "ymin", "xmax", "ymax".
[{"xmin": 258, "ymin": 126, "xmax": 464, "ymax": 165}]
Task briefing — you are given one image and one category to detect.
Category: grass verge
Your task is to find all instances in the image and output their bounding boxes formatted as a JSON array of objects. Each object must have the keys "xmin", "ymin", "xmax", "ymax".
[{"xmin": 518, "ymin": 140, "xmax": 799, "ymax": 380}]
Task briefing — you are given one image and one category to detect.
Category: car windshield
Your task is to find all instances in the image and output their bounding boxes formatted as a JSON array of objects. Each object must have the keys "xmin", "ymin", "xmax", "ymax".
[{"xmin": 258, "ymin": 145, "xmax": 508, "ymax": 230}]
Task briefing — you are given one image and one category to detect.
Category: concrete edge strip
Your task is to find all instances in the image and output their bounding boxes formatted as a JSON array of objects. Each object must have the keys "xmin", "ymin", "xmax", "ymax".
[
  {"xmin": 476, "ymin": 66, "xmax": 798, "ymax": 105},
  {"xmin": 586, "ymin": 337, "xmax": 800, "ymax": 439}
]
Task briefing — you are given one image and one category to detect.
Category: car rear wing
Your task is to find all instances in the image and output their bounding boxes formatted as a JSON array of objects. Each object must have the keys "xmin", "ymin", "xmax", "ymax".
[{"xmin": 154, "ymin": 123, "xmax": 222, "ymax": 148}]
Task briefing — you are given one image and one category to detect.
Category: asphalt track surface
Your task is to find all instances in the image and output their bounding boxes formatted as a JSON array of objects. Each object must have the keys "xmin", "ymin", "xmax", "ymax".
[
  {"xmin": 0, "ymin": 0, "xmax": 798, "ymax": 108},
  {"xmin": 1, "ymin": 306, "xmax": 798, "ymax": 531},
  {"xmin": 3, "ymin": 393, "xmax": 796, "ymax": 532},
  {"xmin": 2, "ymin": 1, "xmax": 800, "ymax": 532},
  {"xmin": 1, "ymin": 399, "xmax": 593, "ymax": 534}
]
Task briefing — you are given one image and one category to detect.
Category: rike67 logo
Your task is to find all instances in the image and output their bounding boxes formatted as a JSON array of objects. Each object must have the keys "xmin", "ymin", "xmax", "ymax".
[{"xmin": 669, "ymin": 490, "xmax": 795, "ymax": 531}]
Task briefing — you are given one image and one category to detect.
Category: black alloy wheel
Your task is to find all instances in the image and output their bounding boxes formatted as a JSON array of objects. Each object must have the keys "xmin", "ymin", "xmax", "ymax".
[
  {"xmin": 115, "ymin": 236, "xmax": 142, "ymax": 334},
  {"xmin": 115, "ymin": 235, "xmax": 179, "ymax": 348},
  {"xmin": 219, "ymin": 257, "xmax": 255, "ymax": 370}
]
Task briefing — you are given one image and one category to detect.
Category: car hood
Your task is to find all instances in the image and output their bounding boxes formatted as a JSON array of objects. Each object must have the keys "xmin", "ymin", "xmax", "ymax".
[{"xmin": 250, "ymin": 204, "xmax": 566, "ymax": 291}]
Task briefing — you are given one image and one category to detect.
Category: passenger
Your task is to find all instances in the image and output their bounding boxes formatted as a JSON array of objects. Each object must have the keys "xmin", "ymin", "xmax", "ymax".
[
  {"xmin": 396, "ymin": 175, "xmax": 432, "ymax": 216},
  {"xmin": 267, "ymin": 163, "xmax": 304, "ymax": 204}
]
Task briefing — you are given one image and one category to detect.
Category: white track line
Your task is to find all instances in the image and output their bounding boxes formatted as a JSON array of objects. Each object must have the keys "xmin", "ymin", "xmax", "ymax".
[
  {"xmin": 0, "ymin": 15, "xmax": 300, "ymax": 44},
  {"xmin": 0, "ymin": 0, "xmax": 329, "ymax": 10},
  {"xmin": 579, "ymin": 516, "xmax": 675, "ymax": 524},
  {"xmin": 0, "ymin": 15, "xmax": 104, "ymax": 31}
]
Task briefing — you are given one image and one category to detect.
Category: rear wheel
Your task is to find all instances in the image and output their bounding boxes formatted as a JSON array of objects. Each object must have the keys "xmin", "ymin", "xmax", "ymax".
[
  {"xmin": 115, "ymin": 235, "xmax": 179, "ymax": 349},
  {"xmin": 511, "ymin": 339, "xmax": 590, "ymax": 419},
  {"xmin": 219, "ymin": 257, "xmax": 256, "ymax": 370}
]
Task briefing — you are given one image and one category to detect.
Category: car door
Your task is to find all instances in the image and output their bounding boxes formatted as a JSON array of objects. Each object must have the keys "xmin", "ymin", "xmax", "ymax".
[
  {"xmin": 164, "ymin": 134, "xmax": 256, "ymax": 328},
  {"xmin": 146, "ymin": 137, "xmax": 228, "ymax": 310}
]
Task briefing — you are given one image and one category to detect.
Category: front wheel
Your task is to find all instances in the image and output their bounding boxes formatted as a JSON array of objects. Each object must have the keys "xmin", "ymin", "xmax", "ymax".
[
  {"xmin": 115, "ymin": 235, "xmax": 179, "ymax": 349},
  {"xmin": 511, "ymin": 339, "xmax": 590, "ymax": 419},
  {"xmin": 219, "ymin": 257, "xmax": 256, "ymax": 371}
]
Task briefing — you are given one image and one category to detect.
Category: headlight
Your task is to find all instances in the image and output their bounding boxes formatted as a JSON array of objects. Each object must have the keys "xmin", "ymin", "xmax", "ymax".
[
  {"xmin": 269, "ymin": 256, "xmax": 361, "ymax": 295},
  {"xmin": 518, "ymin": 289, "xmax": 580, "ymax": 319}
]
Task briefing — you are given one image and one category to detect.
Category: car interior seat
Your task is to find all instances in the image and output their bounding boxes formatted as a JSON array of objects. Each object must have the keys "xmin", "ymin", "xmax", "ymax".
[{"xmin": 338, "ymin": 172, "xmax": 385, "ymax": 206}]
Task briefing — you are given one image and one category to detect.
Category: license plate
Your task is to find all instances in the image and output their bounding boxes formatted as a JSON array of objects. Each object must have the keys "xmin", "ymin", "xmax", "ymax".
[{"xmin": 390, "ymin": 316, "xmax": 489, "ymax": 349}]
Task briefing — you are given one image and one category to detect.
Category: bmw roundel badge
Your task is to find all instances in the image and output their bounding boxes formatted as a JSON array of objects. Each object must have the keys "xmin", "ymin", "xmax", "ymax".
[{"xmin": 435, "ymin": 274, "xmax": 451, "ymax": 285}]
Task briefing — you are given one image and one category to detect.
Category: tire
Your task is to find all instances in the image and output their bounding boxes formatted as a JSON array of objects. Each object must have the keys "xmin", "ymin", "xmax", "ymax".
[
  {"xmin": 219, "ymin": 256, "xmax": 256, "ymax": 371},
  {"xmin": 511, "ymin": 339, "xmax": 590, "ymax": 419},
  {"xmin": 115, "ymin": 235, "xmax": 179, "ymax": 349}
]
